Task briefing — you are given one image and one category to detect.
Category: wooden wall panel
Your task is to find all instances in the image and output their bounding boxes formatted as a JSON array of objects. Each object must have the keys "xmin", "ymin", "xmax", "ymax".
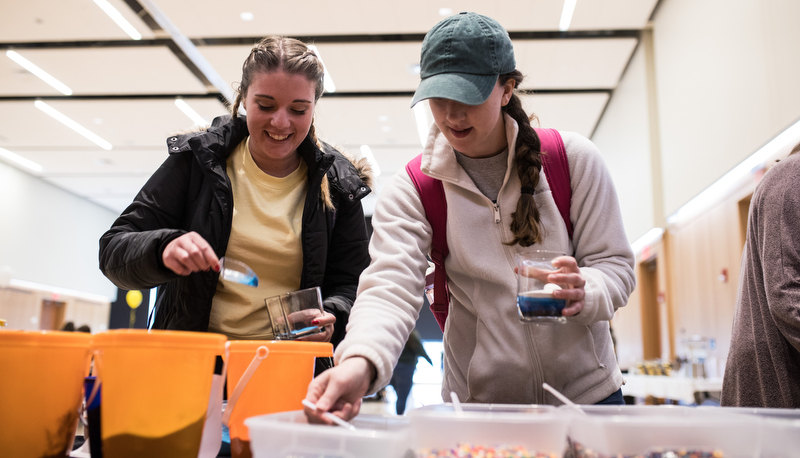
[
  {"xmin": 0, "ymin": 288, "xmax": 40, "ymax": 330},
  {"xmin": 613, "ymin": 278, "xmax": 643, "ymax": 371},
  {"xmin": 0, "ymin": 286, "xmax": 110, "ymax": 333},
  {"xmin": 660, "ymin": 177, "xmax": 759, "ymax": 374}
]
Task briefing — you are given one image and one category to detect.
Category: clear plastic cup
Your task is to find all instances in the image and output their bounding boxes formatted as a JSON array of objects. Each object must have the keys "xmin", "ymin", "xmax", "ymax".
[
  {"xmin": 265, "ymin": 287, "xmax": 325, "ymax": 340},
  {"xmin": 515, "ymin": 250, "xmax": 567, "ymax": 324}
]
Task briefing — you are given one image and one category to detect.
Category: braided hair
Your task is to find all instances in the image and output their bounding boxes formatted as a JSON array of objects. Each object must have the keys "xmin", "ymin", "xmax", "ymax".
[{"xmin": 501, "ymin": 70, "xmax": 544, "ymax": 247}]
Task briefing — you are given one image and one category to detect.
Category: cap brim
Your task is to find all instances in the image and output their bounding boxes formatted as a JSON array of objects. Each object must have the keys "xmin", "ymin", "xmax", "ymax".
[{"xmin": 410, "ymin": 73, "xmax": 498, "ymax": 107}]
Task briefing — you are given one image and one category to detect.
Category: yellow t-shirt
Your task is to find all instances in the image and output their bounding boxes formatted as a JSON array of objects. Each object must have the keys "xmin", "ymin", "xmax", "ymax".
[{"xmin": 208, "ymin": 138, "xmax": 308, "ymax": 340}]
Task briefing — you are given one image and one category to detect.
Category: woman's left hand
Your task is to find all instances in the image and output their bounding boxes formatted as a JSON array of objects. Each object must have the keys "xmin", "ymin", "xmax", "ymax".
[
  {"xmin": 547, "ymin": 256, "xmax": 586, "ymax": 317},
  {"xmin": 296, "ymin": 311, "xmax": 336, "ymax": 342}
]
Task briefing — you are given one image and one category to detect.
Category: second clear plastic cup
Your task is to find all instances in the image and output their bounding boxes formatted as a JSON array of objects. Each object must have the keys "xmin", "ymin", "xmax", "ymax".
[
  {"xmin": 265, "ymin": 287, "xmax": 325, "ymax": 340},
  {"xmin": 515, "ymin": 250, "xmax": 567, "ymax": 324}
]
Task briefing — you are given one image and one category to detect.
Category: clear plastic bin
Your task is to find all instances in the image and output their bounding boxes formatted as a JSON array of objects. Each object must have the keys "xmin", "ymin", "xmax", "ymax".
[
  {"xmin": 564, "ymin": 405, "xmax": 762, "ymax": 458},
  {"xmin": 409, "ymin": 403, "xmax": 570, "ymax": 457},
  {"xmin": 244, "ymin": 410, "xmax": 411, "ymax": 458},
  {"xmin": 701, "ymin": 407, "xmax": 800, "ymax": 458}
]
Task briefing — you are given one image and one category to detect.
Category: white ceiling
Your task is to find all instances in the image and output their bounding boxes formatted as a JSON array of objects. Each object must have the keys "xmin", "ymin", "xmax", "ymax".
[{"xmin": 0, "ymin": 0, "xmax": 659, "ymax": 214}]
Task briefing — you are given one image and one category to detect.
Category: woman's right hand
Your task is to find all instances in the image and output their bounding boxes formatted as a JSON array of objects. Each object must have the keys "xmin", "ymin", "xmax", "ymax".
[
  {"xmin": 304, "ymin": 357, "xmax": 375, "ymax": 423},
  {"xmin": 162, "ymin": 231, "xmax": 219, "ymax": 275}
]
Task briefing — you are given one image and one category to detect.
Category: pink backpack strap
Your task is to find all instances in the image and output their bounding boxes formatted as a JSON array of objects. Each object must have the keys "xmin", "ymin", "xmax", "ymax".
[
  {"xmin": 405, "ymin": 154, "xmax": 449, "ymax": 332},
  {"xmin": 535, "ymin": 128, "xmax": 573, "ymax": 239}
]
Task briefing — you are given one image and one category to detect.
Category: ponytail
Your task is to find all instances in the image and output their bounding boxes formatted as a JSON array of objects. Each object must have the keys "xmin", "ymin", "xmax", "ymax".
[{"xmin": 501, "ymin": 71, "xmax": 544, "ymax": 247}]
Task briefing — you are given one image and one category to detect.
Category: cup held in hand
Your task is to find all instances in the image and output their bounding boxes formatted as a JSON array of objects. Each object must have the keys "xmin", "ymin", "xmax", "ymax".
[
  {"xmin": 516, "ymin": 250, "xmax": 567, "ymax": 324},
  {"xmin": 265, "ymin": 287, "xmax": 325, "ymax": 340}
]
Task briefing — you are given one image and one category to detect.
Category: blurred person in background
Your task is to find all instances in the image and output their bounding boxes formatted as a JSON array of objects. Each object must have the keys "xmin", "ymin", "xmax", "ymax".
[
  {"xmin": 389, "ymin": 329, "xmax": 432, "ymax": 415},
  {"xmin": 722, "ymin": 141, "xmax": 800, "ymax": 408}
]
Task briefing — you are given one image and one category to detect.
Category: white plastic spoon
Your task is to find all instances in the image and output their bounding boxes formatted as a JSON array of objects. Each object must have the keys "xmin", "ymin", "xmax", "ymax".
[
  {"xmin": 302, "ymin": 399, "xmax": 358, "ymax": 431},
  {"xmin": 543, "ymin": 382, "xmax": 586, "ymax": 415}
]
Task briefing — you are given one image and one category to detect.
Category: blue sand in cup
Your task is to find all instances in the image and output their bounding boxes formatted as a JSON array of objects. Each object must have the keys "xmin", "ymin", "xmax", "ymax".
[
  {"xmin": 282, "ymin": 325, "xmax": 323, "ymax": 339},
  {"xmin": 517, "ymin": 294, "xmax": 566, "ymax": 318}
]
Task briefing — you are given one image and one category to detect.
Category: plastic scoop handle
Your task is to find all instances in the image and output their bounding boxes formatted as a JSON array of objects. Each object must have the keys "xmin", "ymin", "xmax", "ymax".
[
  {"xmin": 449, "ymin": 391, "xmax": 463, "ymax": 412},
  {"xmin": 302, "ymin": 399, "xmax": 357, "ymax": 431},
  {"xmin": 543, "ymin": 382, "xmax": 586, "ymax": 415},
  {"xmin": 222, "ymin": 345, "xmax": 269, "ymax": 427}
]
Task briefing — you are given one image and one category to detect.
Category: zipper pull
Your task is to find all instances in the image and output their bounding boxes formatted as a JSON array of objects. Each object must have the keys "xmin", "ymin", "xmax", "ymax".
[{"xmin": 493, "ymin": 203, "xmax": 501, "ymax": 224}]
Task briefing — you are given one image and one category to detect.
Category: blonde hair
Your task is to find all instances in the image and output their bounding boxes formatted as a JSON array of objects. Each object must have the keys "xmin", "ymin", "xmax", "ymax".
[
  {"xmin": 500, "ymin": 70, "xmax": 545, "ymax": 247},
  {"xmin": 231, "ymin": 37, "xmax": 336, "ymax": 209}
]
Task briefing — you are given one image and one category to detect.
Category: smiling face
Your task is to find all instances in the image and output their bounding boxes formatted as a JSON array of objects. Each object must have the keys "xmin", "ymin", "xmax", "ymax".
[
  {"xmin": 242, "ymin": 70, "xmax": 317, "ymax": 177},
  {"xmin": 428, "ymin": 79, "xmax": 515, "ymax": 158}
]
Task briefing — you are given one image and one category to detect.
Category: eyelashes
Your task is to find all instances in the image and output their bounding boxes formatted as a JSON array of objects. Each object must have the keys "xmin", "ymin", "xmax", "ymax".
[{"xmin": 258, "ymin": 105, "xmax": 307, "ymax": 115}]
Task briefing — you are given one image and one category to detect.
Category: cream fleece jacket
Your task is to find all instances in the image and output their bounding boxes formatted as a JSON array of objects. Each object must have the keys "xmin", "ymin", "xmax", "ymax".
[{"xmin": 336, "ymin": 114, "xmax": 635, "ymax": 405}]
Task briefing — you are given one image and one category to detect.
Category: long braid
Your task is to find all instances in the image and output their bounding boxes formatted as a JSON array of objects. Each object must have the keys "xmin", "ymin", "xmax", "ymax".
[{"xmin": 501, "ymin": 71, "xmax": 544, "ymax": 247}]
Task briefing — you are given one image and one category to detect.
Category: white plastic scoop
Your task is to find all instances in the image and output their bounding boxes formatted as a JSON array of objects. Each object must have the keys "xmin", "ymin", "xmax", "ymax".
[
  {"xmin": 218, "ymin": 257, "xmax": 259, "ymax": 287},
  {"xmin": 302, "ymin": 399, "xmax": 357, "ymax": 431},
  {"xmin": 543, "ymin": 382, "xmax": 586, "ymax": 415}
]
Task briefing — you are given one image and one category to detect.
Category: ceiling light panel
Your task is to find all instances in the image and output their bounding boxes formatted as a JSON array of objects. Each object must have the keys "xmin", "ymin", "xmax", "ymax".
[
  {"xmin": 0, "ymin": 47, "xmax": 209, "ymax": 97},
  {"xmin": 0, "ymin": 0, "xmax": 154, "ymax": 42},
  {"xmin": 520, "ymin": 92, "xmax": 609, "ymax": 138},
  {"xmin": 17, "ymin": 149, "xmax": 167, "ymax": 176},
  {"xmin": 314, "ymin": 97, "xmax": 420, "ymax": 149},
  {"xmin": 6, "ymin": 51, "xmax": 73, "ymax": 95},
  {"xmin": 514, "ymin": 38, "xmax": 637, "ymax": 90},
  {"xmin": 137, "ymin": 0, "xmax": 656, "ymax": 37},
  {"xmin": 0, "ymin": 99, "xmax": 228, "ymax": 148},
  {"xmin": 92, "ymin": 0, "xmax": 143, "ymax": 40}
]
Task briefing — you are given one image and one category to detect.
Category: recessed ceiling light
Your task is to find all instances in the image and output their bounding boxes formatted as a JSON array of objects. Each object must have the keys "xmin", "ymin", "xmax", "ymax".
[
  {"xmin": 6, "ymin": 51, "xmax": 72, "ymax": 95},
  {"xmin": 0, "ymin": 148, "xmax": 44, "ymax": 173},
  {"xmin": 439, "ymin": 8, "xmax": 453, "ymax": 16},
  {"xmin": 240, "ymin": 12, "xmax": 254, "ymax": 21},
  {"xmin": 174, "ymin": 99, "xmax": 208, "ymax": 126},
  {"xmin": 407, "ymin": 63, "xmax": 421, "ymax": 75},
  {"xmin": 381, "ymin": 126, "xmax": 391, "ymax": 133},
  {"xmin": 378, "ymin": 115, "xmax": 389, "ymax": 122},
  {"xmin": 93, "ymin": 0, "xmax": 142, "ymax": 40},
  {"xmin": 34, "ymin": 101, "xmax": 112, "ymax": 150},
  {"xmin": 559, "ymin": 0, "xmax": 577, "ymax": 32},
  {"xmin": 94, "ymin": 158, "xmax": 112, "ymax": 166}
]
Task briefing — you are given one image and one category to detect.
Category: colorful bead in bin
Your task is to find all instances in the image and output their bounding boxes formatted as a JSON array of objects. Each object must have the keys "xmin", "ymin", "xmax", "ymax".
[{"xmin": 415, "ymin": 443, "xmax": 559, "ymax": 458}]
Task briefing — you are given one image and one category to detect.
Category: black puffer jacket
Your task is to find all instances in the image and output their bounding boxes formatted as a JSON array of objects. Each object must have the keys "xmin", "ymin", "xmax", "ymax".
[{"xmin": 98, "ymin": 115, "xmax": 372, "ymax": 346}]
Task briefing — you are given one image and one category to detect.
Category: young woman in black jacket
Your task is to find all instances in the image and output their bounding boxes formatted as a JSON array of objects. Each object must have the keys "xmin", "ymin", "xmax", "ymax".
[{"xmin": 99, "ymin": 36, "xmax": 372, "ymax": 350}]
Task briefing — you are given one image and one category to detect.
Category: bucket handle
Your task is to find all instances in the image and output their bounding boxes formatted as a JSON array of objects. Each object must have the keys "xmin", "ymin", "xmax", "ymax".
[{"xmin": 222, "ymin": 344, "xmax": 269, "ymax": 427}]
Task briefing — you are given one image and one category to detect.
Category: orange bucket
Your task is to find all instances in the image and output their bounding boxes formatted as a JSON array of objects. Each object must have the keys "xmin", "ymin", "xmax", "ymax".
[
  {"xmin": 92, "ymin": 329, "xmax": 226, "ymax": 458},
  {"xmin": 0, "ymin": 330, "xmax": 93, "ymax": 458},
  {"xmin": 225, "ymin": 340, "xmax": 333, "ymax": 458}
]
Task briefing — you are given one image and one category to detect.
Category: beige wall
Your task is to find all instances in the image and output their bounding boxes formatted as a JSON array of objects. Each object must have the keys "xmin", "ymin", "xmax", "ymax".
[
  {"xmin": 653, "ymin": 0, "xmax": 800, "ymax": 217},
  {"xmin": 593, "ymin": 0, "xmax": 800, "ymax": 370},
  {"xmin": 0, "ymin": 160, "xmax": 118, "ymax": 299}
]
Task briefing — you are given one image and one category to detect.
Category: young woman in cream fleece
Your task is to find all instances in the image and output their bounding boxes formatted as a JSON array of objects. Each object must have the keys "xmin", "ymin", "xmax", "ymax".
[{"xmin": 305, "ymin": 12, "xmax": 635, "ymax": 422}]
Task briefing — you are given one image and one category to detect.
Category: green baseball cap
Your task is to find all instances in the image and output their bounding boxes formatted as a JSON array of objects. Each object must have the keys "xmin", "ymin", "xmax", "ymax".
[{"xmin": 411, "ymin": 12, "xmax": 516, "ymax": 107}]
